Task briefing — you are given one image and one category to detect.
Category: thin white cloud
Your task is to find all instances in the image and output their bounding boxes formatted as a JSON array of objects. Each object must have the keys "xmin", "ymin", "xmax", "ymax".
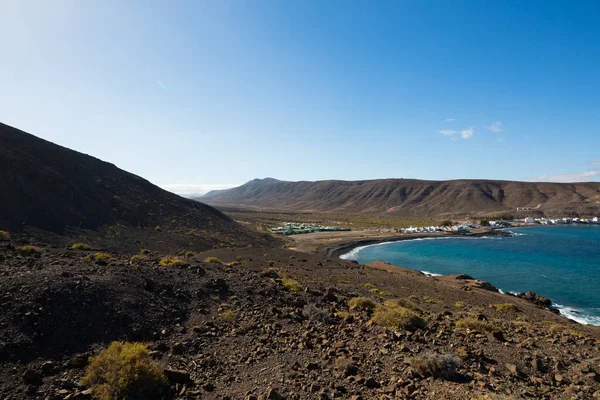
[
  {"xmin": 444, "ymin": 118, "xmax": 456, "ymax": 122},
  {"xmin": 486, "ymin": 121, "xmax": 503, "ymax": 132},
  {"xmin": 460, "ymin": 127, "xmax": 475, "ymax": 139},
  {"xmin": 590, "ymin": 160, "xmax": 600, "ymax": 166},
  {"xmin": 161, "ymin": 183, "xmax": 240, "ymax": 196},
  {"xmin": 438, "ymin": 129, "xmax": 456, "ymax": 136},
  {"xmin": 531, "ymin": 170, "xmax": 599, "ymax": 183}
]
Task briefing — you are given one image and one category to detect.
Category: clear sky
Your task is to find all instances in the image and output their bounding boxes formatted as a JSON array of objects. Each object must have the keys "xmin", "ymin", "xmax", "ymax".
[{"xmin": 2, "ymin": 0, "xmax": 599, "ymax": 195}]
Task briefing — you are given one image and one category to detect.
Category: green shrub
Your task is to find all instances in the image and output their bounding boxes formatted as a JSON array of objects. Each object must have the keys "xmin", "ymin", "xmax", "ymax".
[
  {"xmin": 159, "ymin": 256, "xmax": 182, "ymax": 267},
  {"xmin": 15, "ymin": 245, "xmax": 41, "ymax": 255},
  {"xmin": 348, "ymin": 297, "xmax": 376, "ymax": 311},
  {"xmin": 0, "ymin": 230, "xmax": 10, "ymax": 241},
  {"xmin": 139, "ymin": 249, "xmax": 151, "ymax": 255},
  {"xmin": 204, "ymin": 256, "xmax": 224, "ymax": 265},
  {"xmin": 82, "ymin": 342, "xmax": 166, "ymax": 400},
  {"xmin": 371, "ymin": 304, "xmax": 426, "ymax": 331},
  {"xmin": 87, "ymin": 252, "xmax": 112, "ymax": 263},
  {"xmin": 71, "ymin": 243, "xmax": 90, "ymax": 250},
  {"xmin": 282, "ymin": 279, "xmax": 302, "ymax": 292},
  {"xmin": 369, "ymin": 288, "xmax": 392, "ymax": 296},
  {"xmin": 154, "ymin": 226, "xmax": 161, "ymax": 232},
  {"xmin": 384, "ymin": 298, "xmax": 423, "ymax": 313}
]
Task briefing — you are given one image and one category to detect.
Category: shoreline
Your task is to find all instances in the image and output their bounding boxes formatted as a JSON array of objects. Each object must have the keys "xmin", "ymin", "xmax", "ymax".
[
  {"xmin": 319, "ymin": 228, "xmax": 511, "ymax": 259},
  {"xmin": 323, "ymin": 227, "xmax": 600, "ymax": 326}
]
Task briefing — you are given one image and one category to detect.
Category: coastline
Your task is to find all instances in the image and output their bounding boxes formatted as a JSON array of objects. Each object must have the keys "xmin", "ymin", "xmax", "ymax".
[
  {"xmin": 325, "ymin": 227, "xmax": 600, "ymax": 326},
  {"xmin": 319, "ymin": 228, "xmax": 511, "ymax": 259}
]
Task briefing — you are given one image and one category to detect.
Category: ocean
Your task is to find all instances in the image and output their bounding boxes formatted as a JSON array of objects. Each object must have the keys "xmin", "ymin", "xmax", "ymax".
[{"xmin": 341, "ymin": 225, "xmax": 600, "ymax": 325}]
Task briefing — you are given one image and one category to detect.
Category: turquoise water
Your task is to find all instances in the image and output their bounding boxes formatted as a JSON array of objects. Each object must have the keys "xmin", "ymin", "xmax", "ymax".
[{"xmin": 342, "ymin": 225, "xmax": 600, "ymax": 325}]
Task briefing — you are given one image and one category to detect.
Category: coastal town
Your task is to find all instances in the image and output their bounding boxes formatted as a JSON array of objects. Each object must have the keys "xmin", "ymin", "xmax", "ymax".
[{"xmin": 270, "ymin": 216, "xmax": 600, "ymax": 236}]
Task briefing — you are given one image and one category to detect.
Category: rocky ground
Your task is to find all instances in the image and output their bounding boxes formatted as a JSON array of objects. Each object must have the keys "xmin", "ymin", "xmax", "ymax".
[{"xmin": 1, "ymin": 240, "xmax": 599, "ymax": 399}]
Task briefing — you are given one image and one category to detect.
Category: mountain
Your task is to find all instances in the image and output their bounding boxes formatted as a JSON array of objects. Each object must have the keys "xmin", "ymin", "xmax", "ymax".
[
  {"xmin": 200, "ymin": 178, "xmax": 600, "ymax": 217},
  {"xmin": 0, "ymin": 122, "xmax": 274, "ymax": 251},
  {"xmin": 201, "ymin": 177, "xmax": 283, "ymax": 199}
]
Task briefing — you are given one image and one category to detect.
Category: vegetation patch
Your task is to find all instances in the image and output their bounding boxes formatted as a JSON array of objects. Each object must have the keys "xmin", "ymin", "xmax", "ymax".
[
  {"xmin": 82, "ymin": 341, "xmax": 166, "ymax": 400},
  {"xmin": 139, "ymin": 249, "xmax": 151, "ymax": 255},
  {"xmin": 369, "ymin": 287, "xmax": 392, "ymax": 296},
  {"xmin": 71, "ymin": 243, "xmax": 90, "ymax": 250},
  {"xmin": 491, "ymin": 303, "xmax": 518, "ymax": 313},
  {"xmin": 15, "ymin": 245, "xmax": 41, "ymax": 255},
  {"xmin": 204, "ymin": 256, "xmax": 224, "ymax": 265},
  {"xmin": 371, "ymin": 304, "xmax": 427, "ymax": 331},
  {"xmin": 220, "ymin": 310, "xmax": 236, "ymax": 321},
  {"xmin": 384, "ymin": 298, "xmax": 423, "ymax": 313},
  {"xmin": 455, "ymin": 318, "xmax": 498, "ymax": 333},
  {"xmin": 410, "ymin": 353, "xmax": 461, "ymax": 380},
  {"xmin": 130, "ymin": 255, "xmax": 147, "ymax": 263},
  {"xmin": 282, "ymin": 278, "xmax": 302, "ymax": 292},
  {"xmin": 455, "ymin": 302, "xmax": 464, "ymax": 308},
  {"xmin": 159, "ymin": 256, "xmax": 183, "ymax": 267},
  {"xmin": 348, "ymin": 297, "xmax": 376, "ymax": 311},
  {"xmin": 0, "ymin": 230, "xmax": 10, "ymax": 241}
]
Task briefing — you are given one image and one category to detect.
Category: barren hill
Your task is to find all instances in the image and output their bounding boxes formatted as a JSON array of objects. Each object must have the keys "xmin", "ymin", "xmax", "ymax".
[
  {"xmin": 0, "ymin": 122, "xmax": 274, "ymax": 251},
  {"xmin": 200, "ymin": 178, "xmax": 600, "ymax": 217}
]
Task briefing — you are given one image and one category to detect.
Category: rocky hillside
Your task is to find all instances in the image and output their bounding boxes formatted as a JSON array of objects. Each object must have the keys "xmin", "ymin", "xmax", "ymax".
[
  {"xmin": 200, "ymin": 178, "xmax": 600, "ymax": 218},
  {"xmin": 0, "ymin": 240, "xmax": 598, "ymax": 399},
  {"xmin": 0, "ymin": 122, "xmax": 275, "ymax": 252}
]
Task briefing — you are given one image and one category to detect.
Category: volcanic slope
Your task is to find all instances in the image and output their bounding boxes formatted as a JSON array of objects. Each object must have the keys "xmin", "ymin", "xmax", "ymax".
[
  {"xmin": 0, "ymin": 122, "xmax": 275, "ymax": 252},
  {"xmin": 200, "ymin": 178, "xmax": 600, "ymax": 217}
]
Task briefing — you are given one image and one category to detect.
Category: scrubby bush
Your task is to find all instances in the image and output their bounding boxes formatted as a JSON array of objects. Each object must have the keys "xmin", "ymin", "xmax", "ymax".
[
  {"xmin": 0, "ymin": 230, "xmax": 11, "ymax": 241},
  {"xmin": 491, "ymin": 303, "xmax": 518, "ymax": 313},
  {"xmin": 455, "ymin": 302, "xmax": 464, "ymax": 308},
  {"xmin": 371, "ymin": 304, "xmax": 426, "ymax": 331},
  {"xmin": 455, "ymin": 318, "xmax": 497, "ymax": 333},
  {"xmin": 82, "ymin": 341, "xmax": 166, "ymax": 400},
  {"xmin": 369, "ymin": 288, "xmax": 392, "ymax": 296},
  {"xmin": 159, "ymin": 256, "xmax": 182, "ymax": 267},
  {"xmin": 219, "ymin": 310, "xmax": 236, "ymax": 321},
  {"xmin": 71, "ymin": 243, "xmax": 90, "ymax": 250},
  {"xmin": 384, "ymin": 298, "xmax": 423, "ymax": 313},
  {"xmin": 303, "ymin": 303, "xmax": 332, "ymax": 323},
  {"xmin": 139, "ymin": 249, "xmax": 151, "ymax": 255},
  {"xmin": 348, "ymin": 297, "xmax": 376, "ymax": 311},
  {"xmin": 86, "ymin": 252, "xmax": 112, "ymax": 263},
  {"xmin": 130, "ymin": 255, "xmax": 147, "ymax": 263},
  {"xmin": 15, "ymin": 245, "xmax": 41, "ymax": 255},
  {"xmin": 154, "ymin": 226, "xmax": 162, "ymax": 232},
  {"xmin": 410, "ymin": 353, "xmax": 461, "ymax": 380},
  {"xmin": 282, "ymin": 279, "xmax": 302, "ymax": 292},
  {"xmin": 184, "ymin": 251, "xmax": 195, "ymax": 259},
  {"xmin": 204, "ymin": 256, "xmax": 224, "ymax": 265}
]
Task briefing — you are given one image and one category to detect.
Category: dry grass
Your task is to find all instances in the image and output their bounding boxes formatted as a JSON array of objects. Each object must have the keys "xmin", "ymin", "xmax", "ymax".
[
  {"xmin": 0, "ymin": 230, "xmax": 10, "ymax": 241},
  {"xmin": 348, "ymin": 297, "xmax": 377, "ymax": 311},
  {"xmin": 371, "ymin": 304, "xmax": 427, "ymax": 331},
  {"xmin": 139, "ymin": 249, "xmax": 151, "ymax": 255},
  {"xmin": 410, "ymin": 353, "xmax": 461, "ymax": 380},
  {"xmin": 71, "ymin": 243, "xmax": 90, "ymax": 250},
  {"xmin": 82, "ymin": 341, "xmax": 166, "ymax": 400},
  {"xmin": 204, "ymin": 256, "xmax": 224, "ymax": 265},
  {"xmin": 455, "ymin": 318, "xmax": 498, "ymax": 333},
  {"xmin": 385, "ymin": 298, "xmax": 424, "ymax": 313},
  {"xmin": 219, "ymin": 310, "xmax": 236, "ymax": 321},
  {"xmin": 159, "ymin": 256, "xmax": 183, "ymax": 267},
  {"xmin": 130, "ymin": 255, "xmax": 147, "ymax": 263},
  {"xmin": 491, "ymin": 303, "xmax": 518, "ymax": 313},
  {"xmin": 15, "ymin": 245, "xmax": 41, "ymax": 255},
  {"xmin": 282, "ymin": 278, "xmax": 302, "ymax": 292}
]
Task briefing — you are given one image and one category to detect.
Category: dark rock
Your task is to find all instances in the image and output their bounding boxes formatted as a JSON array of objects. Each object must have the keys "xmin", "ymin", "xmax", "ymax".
[
  {"xmin": 266, "ymin": 388, "xmax": 285, "ymax": 400},
  {"xmin": 163, "ymin": 368, "xmax": 192, "ymax": 384},
  {"xmin": 365, "ymin": 377, "xmax": 380, "ymax": 388},
  {"xmin": 22, "ymin": 369, "xmax": 41, "ymax": 385}
]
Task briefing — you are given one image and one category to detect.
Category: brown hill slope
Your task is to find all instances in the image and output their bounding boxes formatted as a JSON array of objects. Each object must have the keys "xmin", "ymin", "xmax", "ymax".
[
  {"xmin": 200, "ymin": 178, "xmax": 600, "ymax": 217},
  {"xmin": 0, "ymin": 122, "xmax": 275, "ymax": 251}
]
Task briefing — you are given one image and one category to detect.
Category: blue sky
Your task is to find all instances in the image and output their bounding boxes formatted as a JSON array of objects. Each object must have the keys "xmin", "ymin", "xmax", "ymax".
[{"xmin": 1, "ymin": 0, "xmax": 599, "ymax": 194}]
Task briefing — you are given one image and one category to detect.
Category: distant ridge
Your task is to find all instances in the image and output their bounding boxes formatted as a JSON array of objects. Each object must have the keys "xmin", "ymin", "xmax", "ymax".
[
  {"xmin": 0, "ymin": 122, "xmax": 274, "ymax": 251},
  {"xmin": 200, "ymin": 177, "xmax": 600, "ymax": 217}
]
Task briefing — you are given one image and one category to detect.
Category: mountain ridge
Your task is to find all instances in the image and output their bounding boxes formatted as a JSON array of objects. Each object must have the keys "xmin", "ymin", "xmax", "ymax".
[{"xmin": 200, "ymin": 177, "xmax": 600, "ymax": 217}]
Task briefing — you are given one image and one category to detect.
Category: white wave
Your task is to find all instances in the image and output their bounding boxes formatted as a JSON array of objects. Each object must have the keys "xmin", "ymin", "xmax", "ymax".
[
  {"xmin": 421, "ymin": 270, "xmax": 443, "ymax": 277},
  {"xmin": 553, "ymin": 303, "xmax": 600, "ymax": 326}
]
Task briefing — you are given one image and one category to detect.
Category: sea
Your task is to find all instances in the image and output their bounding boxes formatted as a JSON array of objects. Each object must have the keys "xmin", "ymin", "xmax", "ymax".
[{"xmin": 341, "ymin": 225, "xmax": 600, "ymax": 325}]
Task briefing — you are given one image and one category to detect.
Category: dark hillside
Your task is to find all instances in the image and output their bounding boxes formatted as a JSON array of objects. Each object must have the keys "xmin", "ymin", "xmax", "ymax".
[{"xmin": 0, "ymin": 122, "xmax": 275, "ymax": 251}]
